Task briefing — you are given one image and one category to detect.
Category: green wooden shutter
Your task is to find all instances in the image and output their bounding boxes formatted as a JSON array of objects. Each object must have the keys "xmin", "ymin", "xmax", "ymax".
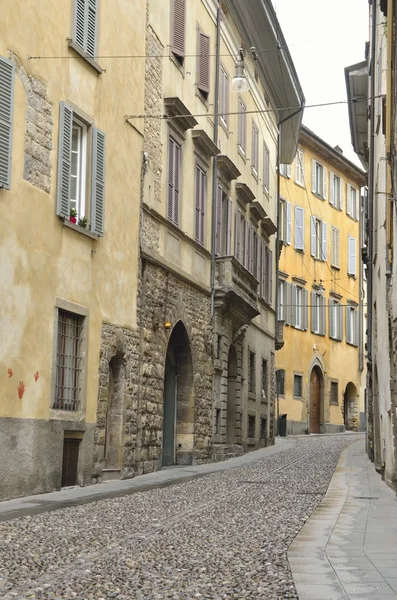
[
  {"xmin": 57, "ymin": 102, "xmax": 73, "ymax": 218},
  {"xmin": 91, "ymin": 127, "xmax": 105, "ymax": 235},
  {"xmin": 0, "ymin": 56, "xmax": 14, "ymax": 190}
]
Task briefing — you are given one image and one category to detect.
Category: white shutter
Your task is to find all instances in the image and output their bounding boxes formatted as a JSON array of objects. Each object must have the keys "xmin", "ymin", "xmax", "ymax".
[
  {"xmin": 215, "ymin": 185, "xmax": 222, "ymax": 255},
  {"xmin": 346, "ymin": 307, "xmax": 352, "ymax": 343},
  {"xmin": 335, "ymin": 229, "xmax": 340, "ymax": 267},
  {"xmin": 311, "ymin": 159, "xmax": 316, "ymax": 193},
  {"xmin": 355, "ymin": 309, "xmax": 360, "ymax": 346},
  {"xmin": 320, "ymin": 296, "xmax": 326, "ymax": 335},
  {"xmin": 287, "ymin": 164, "xmax": 292, "ymax": 178},
  {"xmin": 356, "ymin": 189, "xmax": 360, "ymax": 221},
  {"xmin": 235, "ymin": 209, "xmax": 241, "ymax": 261},
  {"xmin": 323, "ymin": 167, "xmax": 327, "ymax": 200},
  {"xmin": 329, "ymin": 172, "xmax": 334, "ymax": 206},
  {"xmin": 286, "ymin": 202, "xmax": 292, "ymax": 245},
  {"xmin": 57, "ymin": 102, "xmax": 73, "ymax": 218},
  {"xmin": 311, "ymin": 292, "xmax": 316, "ymax": 332},
  {"xmin": 285, "ymin": 282, "xmax": 292, "ymax": 325},
  {"xmin": 348, "ymin": 236, "xmax": 356, "ymax": 275},
  {"xmin": 91, "ymin": 127, "xmax": 106, "ymax": 235},
  {"xmin": 310, "ymin": 216, "xmax": 316, "ymax": 256},
  {"xmin": 294, "ymin": 206, "xmax": 304, "ymax": 250},
  {"xmin": 303, "ymin": 289, "xmax": 308, "ymax": 330},
  {"xmin": 340, "ymin": 179, "xmax": 344, "ymax": 210},
  {"xmin": 227, "ymin": 197, "xmax": 232, "ymax": 255},
  {"xmin": 347, "ymin": 184, "xmax": 352, "ymax": 216},
  {"xmin": 338, "ymin": 303, "xmax": 343, "ymax": 340},
  {"xmin": 291, "ymin": 285, "xmax": 297, "ymax": 327},
  {"xmin": 321, "ymin": 221, "xmax": 327, "ymax": 262},
  {"xmin": 0, "ymin": 56, "xmax": 15, "ymax": 189}
]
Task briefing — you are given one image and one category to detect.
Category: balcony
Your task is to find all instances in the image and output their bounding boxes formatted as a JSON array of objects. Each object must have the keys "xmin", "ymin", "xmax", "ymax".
[
  {"xmin": 275, "ymin": 319, "xmax": 285, "ymax": 350},
  {"xmin": 214, "ymin": 256, "xmax": 259, "ymax": 327}
]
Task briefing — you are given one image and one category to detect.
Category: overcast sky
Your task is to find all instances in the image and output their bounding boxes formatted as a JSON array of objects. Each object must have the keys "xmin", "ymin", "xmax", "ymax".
[{"xmin": 273, "ymin": 0, "xmax": 368, "ymax": 166}]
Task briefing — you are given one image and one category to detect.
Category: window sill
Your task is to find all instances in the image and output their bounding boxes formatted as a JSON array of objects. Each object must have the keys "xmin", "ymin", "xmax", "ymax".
[
  {"xmin": 330, "ymin": 402, "xmax": 339, "ymax": 407},
  {"xmin": 295, "ymin": 181, "xmax": 305, "ymax": 188},
  {"xmin": 348, "ymin": 273, "xmax": 357, "ymax": 280},
  {"xmin": 68, "ymin": 40, "xmax": 103, "ymax": 74},
  {"xmin": 329, "ymin": 336, "xmax": 342, "ymax": 342},
  {"xmin": 346, "ymin": 213, "xmax": 359, "ymax": 222},
  {"xmin": 251, "ymin": 166, "xmax": 258, "ymax": 181},
  {"xmin": 169, "ymin": 51, "xmax": 185, "ymax": 76},
  {"xmin": 196, "ymin": 88, "xmax": 209, "ymax": 109},
  {"xmin": 280, "ymin": 173, "xmax": 290, "ymax": 179},
  {"xmin": 262, "ymin": 185, "xmax": 269, "ymax": 198},
  {"xmin": 63, "ymin": 219, "xmax": 99, "ymax": 240},
  {"xmin": 346, "ymin": 341, "xmax": 359, "ymax": 348},
  {"xmin": 331, "ymin": 264, "xmax": 340, "ymax": 270},
  {"xmin": 219, "ymin": 117, "xmax": 229, "ymax": 135},
  {"xmin": 313, "ymin": 192, "xmax": 326, "ymax": 201},
  {"xmin": 293, "ymin": 396, "xmax": 303, "ymax": 400},
  {"xmin": 248, "ymin": 391, "xmax": 256, "ymax": 400},
  {"xmin": 294, "ymin": 248, "xmax": 304, "ymax": 254},
  {"xmin": 237, "ymin": 145, "xmax": 246, "ymax": 162}
]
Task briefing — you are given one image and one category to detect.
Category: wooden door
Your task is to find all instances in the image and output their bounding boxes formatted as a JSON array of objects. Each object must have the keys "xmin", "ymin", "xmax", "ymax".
[
  {"xmin": 310, "ymin": 368, "xmax": 321, "ymax": 433},
  {"xmin": 61, "ymin": 439, "xmax": 80, "ymax": 487}
]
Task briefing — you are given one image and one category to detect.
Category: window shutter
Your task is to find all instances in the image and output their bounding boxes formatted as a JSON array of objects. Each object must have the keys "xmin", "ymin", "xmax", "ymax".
[
  {"xmin": 329, "ymin": 300, "xmax": 334, "ymax": 338},
  {"xmin": 329, "ymin": 172, "xmax": 334, "ymax": 205},
  {"xmin": 286, "ymin": 202, "xmax": 292, "ymax": 245},
  {"xmin": 256, "ymin": 234, "xmax": 261, "ymax": 281},
  {"xmin": 171, "ymin": 0, "xmax": 186, "ymax": 58},
  {"xmin": 311, "ymin": 292, "xmax": 316, "ymax": 332},
  {"xmin": 346, "ymin": 307, "xmax": 351, "ymax": 343},
  {"xmin": 291, "ymin": 285, "xmax": 297, "ymax": 327},
  {"xmin": 347, "ymin": 184, "xmax": 352, "ymax": 215},
  {"xmin": 0, "ymin": 56, "xmax": 15, "ymax": 190},
  {"xmin": 336, "ymin": 229, "xmax": 340, "ymax": 267},
  {"xmin": 249, "ymin": 226, "xmax": 254, "ymax": 274},
  {"xmin": 91, "ymin": 127, "xmax": 106, "ymax": 235},
  {"xmin": 244, "ymin": 220, "xmax": 249, "ymax": 269},
  {"xmin": 198, "ymin": 31, "xmax": 210, "ymax": 94},
  {"xmin": 286, "ymin": 164, "xmax": 291, "ymax": 178},
  {"xmin": 267, "ymin": 248, "xmax": 273, "ymax": 304},
  {"xmin": 355, "ymin": 309, "xmax": 360, "ymax": 346},
  {"xmin": 86, "ymin": 0, "xmax": 98, "ymax": 57},
  {"xmin": 74, "ymin": 0, "xmax": 86, "ymax": 51},
  {"xmin": 356, "ymin": 190, "xmax": 360, "ymax": 221},
  {"xmin": 215, "ymin": 185, "xmax": 222, "ymax": 255},
  {"xmin": 285, "ymin": 282, "xmax": 291, "ymax": 325},
  {"xmin": 227, "ymin": 197, "xmax": 232, "ymax": 255},
  {"xmin": 322, "ymin": 167, "xmax": 327, "ymax": 200},
  {"xmin": 294, "ymin": 153, "xmax": 300, "ymax": 184},
  {"xmin": 263, "ymin": 144, "xmax": 269, "ymax": 191},
  {"xmin": 321, "ymin": 222, "xmax": 327, "ymax": 262},
  {"xmin": 338, "ymin": 303, "xmax": 343, "ymax": 340},
  {"xmin": 167, "ymin": 136, "xmax": 180, "ymax": 225},
  {"xmin": 235, "ymin": 209, "xmax": 241, "ymax": 261},
  {"xmin": 340, "ymin": 179, "xmax": 344, "ymax": 210},
  {"xmin": 320, "ymin": 296, "xmax": 326, "ymax": 335},
  {"xmin": 348, "ymin": 236, "xmax": 356, "ymax": 275},
  {"xmin": 303, "ymin": 289, "xmax": 308, "ymax": 330},
  {"xmin": 311, "ymin": 159, "xmax": 316, "ymax": 193},
  {"xmin": 261, "ymin": 241, "xmax": 266, "ymax": 298},
  {"xmin": 238, "ymin": 100, "xmax": 243, "ymax": 148},
  {"xmin": 74, "ymin": 0, "xmax": 97, "ymax": 58},
  {"xmin": 57, "ymin": 102, "xmax": 73, "ymax": 219},
  {"xmin": 294, "ymin": 206, "xmax": 304, "ymax": 250},
  {"xmin": 242, "ymin": 105, "xmax": 246, "ymax": 150},
  {"xmin": 195, "ymin": 166, "xmax": 201, "ymax": 242},
  {"xmin": 310, "ymin": 216, "xmax": 316, "ymax": 256}
]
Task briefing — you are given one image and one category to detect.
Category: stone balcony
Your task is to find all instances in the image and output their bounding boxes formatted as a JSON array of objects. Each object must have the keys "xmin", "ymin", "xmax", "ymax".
[
  {"xmin": 214, "ymin": 256, "xmax": 259, "ymax": 327},
  {"xmin": 275, "ymin": 319, "xmax": 285, "ymax": 350}
]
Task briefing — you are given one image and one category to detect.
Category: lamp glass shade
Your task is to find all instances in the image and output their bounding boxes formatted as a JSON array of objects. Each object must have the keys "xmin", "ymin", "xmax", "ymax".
[{"xmin": 230, "ymin": 76, "xmax": 250, "ymax": 92}]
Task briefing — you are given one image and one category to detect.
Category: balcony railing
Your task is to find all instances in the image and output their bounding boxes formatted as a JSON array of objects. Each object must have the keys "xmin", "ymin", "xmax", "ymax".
[{"xmin": 214, "ymin": 256, "xmax": 259, "ymax": 326}]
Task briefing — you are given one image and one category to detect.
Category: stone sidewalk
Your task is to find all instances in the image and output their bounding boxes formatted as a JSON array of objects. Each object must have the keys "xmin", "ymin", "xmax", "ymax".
[
  {"xmin": 0, "ymin": 437, "xmax": 295, "ymax": 522},
  {"xmin": 288, "ymin": 439, "xmax": 397, "ymax": 599}
]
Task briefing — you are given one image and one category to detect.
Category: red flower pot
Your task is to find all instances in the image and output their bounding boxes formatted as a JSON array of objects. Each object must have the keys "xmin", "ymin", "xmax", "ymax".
[{"xmin": 70, "ymin": 216, "xmax": 77, "ymax": 223}]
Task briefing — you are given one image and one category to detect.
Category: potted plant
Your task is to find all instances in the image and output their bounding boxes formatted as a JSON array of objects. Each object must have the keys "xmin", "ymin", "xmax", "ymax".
[
  {"xmin": 70, "ymin": 207, "xmax": 78, "ymax": 224},
  {"xmin": 78, "ymin": 216, "xmax": 88, "ymax": 229}
]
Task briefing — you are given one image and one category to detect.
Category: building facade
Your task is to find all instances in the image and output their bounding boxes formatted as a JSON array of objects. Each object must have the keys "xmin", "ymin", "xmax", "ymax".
[
  {"xmin": 276, "ymin": 126, "xmax": 366, "ymax": 435},
  {"xmin": 0, "ymin": 0, "xmax": 146, "ymax": 500}
]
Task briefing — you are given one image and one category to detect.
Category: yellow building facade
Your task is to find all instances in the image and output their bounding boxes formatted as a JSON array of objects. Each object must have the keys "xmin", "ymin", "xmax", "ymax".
[{"xmin": 276, "ymin": 127, "xmax": 366, "ymax": 434}]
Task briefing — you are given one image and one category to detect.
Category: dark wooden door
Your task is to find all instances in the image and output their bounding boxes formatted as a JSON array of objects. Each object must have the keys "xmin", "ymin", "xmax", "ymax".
[
  {"xmin": 61, "ymin": 439, "xmax": 80, "ymax": 487},
  {"xmin": 310, "ymin": 368, "xmax": 321, "ymax": 433}
]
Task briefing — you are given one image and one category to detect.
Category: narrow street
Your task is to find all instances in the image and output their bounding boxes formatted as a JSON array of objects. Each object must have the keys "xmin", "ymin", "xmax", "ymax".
[{"xmin": 0, "ymin": 435, "xmax": 363, "ymax": 600}]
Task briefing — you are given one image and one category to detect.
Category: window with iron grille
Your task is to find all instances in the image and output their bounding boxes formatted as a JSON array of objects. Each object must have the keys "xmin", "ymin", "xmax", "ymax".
[
  {"xmin": 261, "ymin": 358, "xmax": 268, "ymax": 400},
  {"xmin": 330, "ymin": 381, "xmax": 339, "ymax": 405},
  {"xmin": 248, "ymin": 414, "xmax": 256, "ymax": 438},
  {"xmin": 260, "ymin": 418, "xmax": 267, "ymax": 439},
  {"xmin": 54, "ymin": 309, "xmax": 84, "ymax": 411},
  {"xmin": 293, "ymin": 374, "xmax": 303, "ymax": 398},
  {"xmin": 248, "ymin": 350, "xmax": 256, "ymax": 393}
]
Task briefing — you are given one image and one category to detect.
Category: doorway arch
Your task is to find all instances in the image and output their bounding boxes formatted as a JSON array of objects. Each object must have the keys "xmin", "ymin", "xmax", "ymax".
[
  {"xmin": 310, "ymin": 366, "xmax": 323, "ymax": 433},
  {"xmin": 162, "ymin": 321, "xmax": 194, "ymax": 466},
  {"xmin": 344, "ymin": 382, "xmax": 358, "ymax": 430},
  {"xmin": 226, "ymin": 346, "xmax": 237, "ymax": 444}
]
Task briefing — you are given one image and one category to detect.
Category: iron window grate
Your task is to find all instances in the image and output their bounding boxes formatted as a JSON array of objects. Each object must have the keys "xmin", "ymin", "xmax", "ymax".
[{"xmin": 54, "ymin": 309, "xmax": 83, "ymax": 411}]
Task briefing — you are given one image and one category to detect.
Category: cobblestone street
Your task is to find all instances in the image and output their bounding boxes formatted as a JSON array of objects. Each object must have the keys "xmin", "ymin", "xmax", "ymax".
[{"xmin": 0, "ymin": 435, "xmax": 362, "ymax": 600}]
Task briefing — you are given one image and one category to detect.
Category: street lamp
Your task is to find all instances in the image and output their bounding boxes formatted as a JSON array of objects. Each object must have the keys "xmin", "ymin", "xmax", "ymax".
[{"xmin": 230, "ymin": 48, "xmax": 249, "ymax": 93}]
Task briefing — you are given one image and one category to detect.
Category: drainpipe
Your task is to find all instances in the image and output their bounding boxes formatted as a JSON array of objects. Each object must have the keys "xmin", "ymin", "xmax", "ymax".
[
  {"xmin": 210, "ymin": 3, "xmax": 221, "ymax": 319},
  {"xmin": 367, "ymin": 0, "xmax": 376, "ymax": 365}
]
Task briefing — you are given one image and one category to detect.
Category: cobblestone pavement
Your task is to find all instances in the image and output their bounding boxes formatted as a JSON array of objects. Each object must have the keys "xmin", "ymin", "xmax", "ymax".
[{"xmin": 0, "ymin": 434, "xmax": 362, "ymax": 600}]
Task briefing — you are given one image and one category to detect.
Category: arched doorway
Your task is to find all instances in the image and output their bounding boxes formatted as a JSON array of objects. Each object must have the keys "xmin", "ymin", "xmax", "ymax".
[
  {"xmin": 344, "ymin": 382, "xmax": 358, "ymax": 430},
  {"xmin": 226, "ymin": 346, "xmax": 237, "ymax": 444},
  {"xmin": 104, "ymin": 356, "xmax": 125, "ymax": 468},
  {"xmin": 310, "ymin": 366, "xmax": 323, "ymax": 433},
  {"xmin": 162, "ymin": 321, "xmax": 194, "ymax": 466}
]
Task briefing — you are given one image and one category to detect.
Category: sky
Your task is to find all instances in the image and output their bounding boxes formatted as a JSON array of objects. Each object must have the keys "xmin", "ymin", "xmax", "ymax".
[{"xmin": 272, "ymin": 0, "xmax": 368, "ymax": 166}]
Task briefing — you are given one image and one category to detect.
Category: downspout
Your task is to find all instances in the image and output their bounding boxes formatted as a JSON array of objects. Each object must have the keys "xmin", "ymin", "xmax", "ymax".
[{"xmin": 210, "ymin": 3, "xmax": 221, "ymax": 319}]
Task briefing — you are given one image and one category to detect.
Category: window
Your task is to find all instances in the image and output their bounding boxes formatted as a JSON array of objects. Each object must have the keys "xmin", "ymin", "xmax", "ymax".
[
  {"xmin": 72, "ymin": 0, "xmax": 99, "ymax": 59},
  {"xmin": 310, "ymin": 216, "xmax": 327, "ymax": 261},
  {"xmin": 330, "ymin": 381, "xmax": 339, "ymax": 405},
  {"xmin": 263, "ymin": 144, "xmax": 270, "ymax": 193},
  {"xmin": 291, "ymin": 285, "xmax": 308, "ymax": 330},
  {"xmin": 248, "ymin": 415, "xmax": 256, "ymax": 438},
  {"xmin": 330, "ymin": 172, "xmax": 343, "ymax": 210},
  {"xmin": 261, "ymin": 358, "xmax": 268, "ymax": 400},
  {"xmin": 311, "ymin": 292, "xmax": 326, "ymax": 335},
  {"xmin": 215, "ymin": 334, "xmax": 222, "ymax": 359},
  {"xmin": 216, "ymin": 184, "xmax": 232, "ymax": 256},
  {"xmin": 57, "ymin": 103, "xmax": 105, "ymax": 235},
  {"xmin": 348, "ymin": 236, "xmax": 356, "ymax": 276},
  {"xmin": 280, "ymin": 163, "xmax": 291, "ymax": 178},
  {"xmin": 293, "ymin": 374, "xmax": 303, "ymax": 398},
  {"xmin": 0, "ymin": 56, "xmax": 14, "ymax": 190},
  {"xmin": 197, "ymin": 29, "xmax": 210, "ymax": 98},
  {"xmin": 279, "ymin": 199, "xmax": 291, "ymax": 245},
  {"xmin": 219, "ymin": 66, "xmax": 229, "ymax": 128},
  {"xmin": 215, "ymin": 408, "xmax": 221, "ymax": 434},
  {"xmin": 278, "ymin": 280, "xmax": 285, "ymax": 320},
  {"xmin": 346, "ymin": 305, "xmax": 359, "ymax": 346},
  {"xmin": 276, "ymin": 369, "xmax": 285, "ymax": 395},
  {"xmin": 238, "ymin": 98, "xmax": 246, "ymax": 154},
  {"xmin": 54, "ymin": 309, "xmax": 84, "ymax": 411},
  {"xmin": 247, "ymin": 224, "xmax": 258, "ymax": 276},
  {"xmin": 331, "ymin": 227, "xmax": 340, "ymax": 268},
  {"xmin": 347, "ymin": 184, "xmax": 358, "ymax": 219},
  {"xmin": 234, "ymin": 208, "xmax": 245, "ymax": 264},
  {"xmin": 251, "ymin": 121, "xmax": 259, "ymax": 177},
  {"xmin": 167, "ymin": 134, "xmax": 181, "ymax": 226},
  {"xmin": 171, "ymin": 0, "xmax": 186, "ymax": 65},
  {"xmin": 195, "ymin": 164, "xmax": 206, "ymax": 245},
  {"xmin": 260, "ymin": 418, "xmax": 267, "ymax": 439},
  {"xmin": 329, "ymin": 298, "xmax": 343, "ymax": 341},
  {"xmin": 311, "ymin": 160, "xmax": 327, "ymax": 199},
  {"xmin": 261, "ymin": 243, "xmax": 273, "ymax": 304},
  {"xmin": 248, "ymin": 351, "xmax": 256, "ymax": 393},
  {"xmin": 294, "ymin": 206, "xmax": 304, "ymax": 251},
  {"xmin": 295, "ymin": 149, "xmax": 304, "ymax": 186}
]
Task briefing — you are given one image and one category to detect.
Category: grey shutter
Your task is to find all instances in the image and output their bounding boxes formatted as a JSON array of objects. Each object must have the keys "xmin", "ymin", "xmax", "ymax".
[
  {"xmin": 310, "ymin": 216, "xmax": 316, "ymax": 256},
  {"xmin": 227, "ymin": 197, "xmax": 232, "ymax": 255},
  {"xmin": 263, "ymin": 144, "xmax": 269, "ymax": 191},
  {"xmin": 322, "ymin": 222, "xmax": 327, "ymax": 261},
  {"xmin": 91, "ymin": 127, "xmax": 106, "ymax": 235},
  {"xmin": 355, "ymin": 308, "xmax": 360, "ymax": 346},
  {"xmin": 329, "ymin": 300, "xmax": 334, "ymax": 338},
  {"xmin": 311, "ymin": 159, "xmax": 316, "ymax": 193},
  {"xmin": 244, "ymin": 220, "xmax": 249, "ymax": 269},
  {"xmin": 198, "ymin": 31, "xmax": 210, "ymax": 94},
  {"xmin": 311, "ymin": 292, "xmax": 316, "ymax": 333},
  {"xmin": 347, "ymin": 184, "xmax": 352, "ymax": 215},
  {"xmin": 291, "ymin": 285, "xmax": 297, "ymax": 327},
  {"xmin": 320, "ymin": 296, "xmax": 326, "ymax": 335},
  {"xmin": 340, "ymin": 179, "xmax": 344, "ymax": 210},
  {"xmin": 346, "ymin": 307, "xmax": 352, "ymax": 344},
  {"xmin": 338, "ymin": 303, "xmax": 343, "ymax": 341},
  {"xmin": 167, "ymin": 137, "xmax": 181, "ymax": 226},
  {"xmin": 329, "ymin": 171, "xmax": 334, "ymax": 205},
  {"xmin": 267, "ymin": 248, "xmax": 273, "ymax": 304},
  {"xmin": 171, "ymin": 0, "xmax": 186, "ymax": 58},
  {"xmin": 215, "ymin": 185, "xmax": 222, "ymax": 255},
  {"xmin": 195, "ymin": 165, "xmax": 201, "ymax": 242},
  {"xmin": 286, "ymin": 202, "xmax": 292, "ymax": 245},
  {"xmin": 87, "ymin": 0, "xmax": 98, "ymax": 57},
  {"xmin": 74, "ymin": 0, "xmax": 86, "ymax": 51},
  {"xmin": 256, "ymin": 234, "xmax": 261, "ymax": 281},
  {"xmin": 57, "ymin": 102, "xmax": 73, "ymax": 218},
  {"xmin": 285, "ymin": 282, "xmax": 291, "ymax": 325},
  {"xmin": 0, "ymin": 56, "xmax": 15, "ymax": 190},
  {"xmin": 261, "ymin": 241, "xmax": 266, "ymax": 298},
  {"xmin": 294, "ymin": 206, "xmax": 304, "ymax": 250},
  {"xmin": 200, "ymin": 171, "xmax": 206, "ymax": 245},
  {"xmin": 238, "ymin": 100, "xmax": 243, "ymax": 147},
  {"xmin": 250, "ymin": 226, "xmax": 255, "ymax": 274},
  {"xmin": 303, "ymin": 289, "xmax": 308, "ymax": 330},
  {"xmin": 74, "ymin": 0, "xmax": 97, "ymax": 57},
  {"xmin": 235, "ymin": 209, "xmax": 241, "ymax": 261},
  {"xmin": 323, "ymin": 166, "xmax": 327, "ymax": 200},
  {"xmin": 348, "ymin": 236, "xmax": 356, "ymax": 275}
]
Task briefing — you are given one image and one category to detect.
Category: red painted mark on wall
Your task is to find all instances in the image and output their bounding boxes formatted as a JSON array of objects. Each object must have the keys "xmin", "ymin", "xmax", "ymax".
[
  {"xmin": 7, "ymin": 368, "xmax": 13, "ymax": 378},
  {"xmin": 18, "ymin": 381, "xmax": 25, "ymax": 400},
  {"xmin": 34, "ymin": 371, "xmax": 39, "ymax": 382}
]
